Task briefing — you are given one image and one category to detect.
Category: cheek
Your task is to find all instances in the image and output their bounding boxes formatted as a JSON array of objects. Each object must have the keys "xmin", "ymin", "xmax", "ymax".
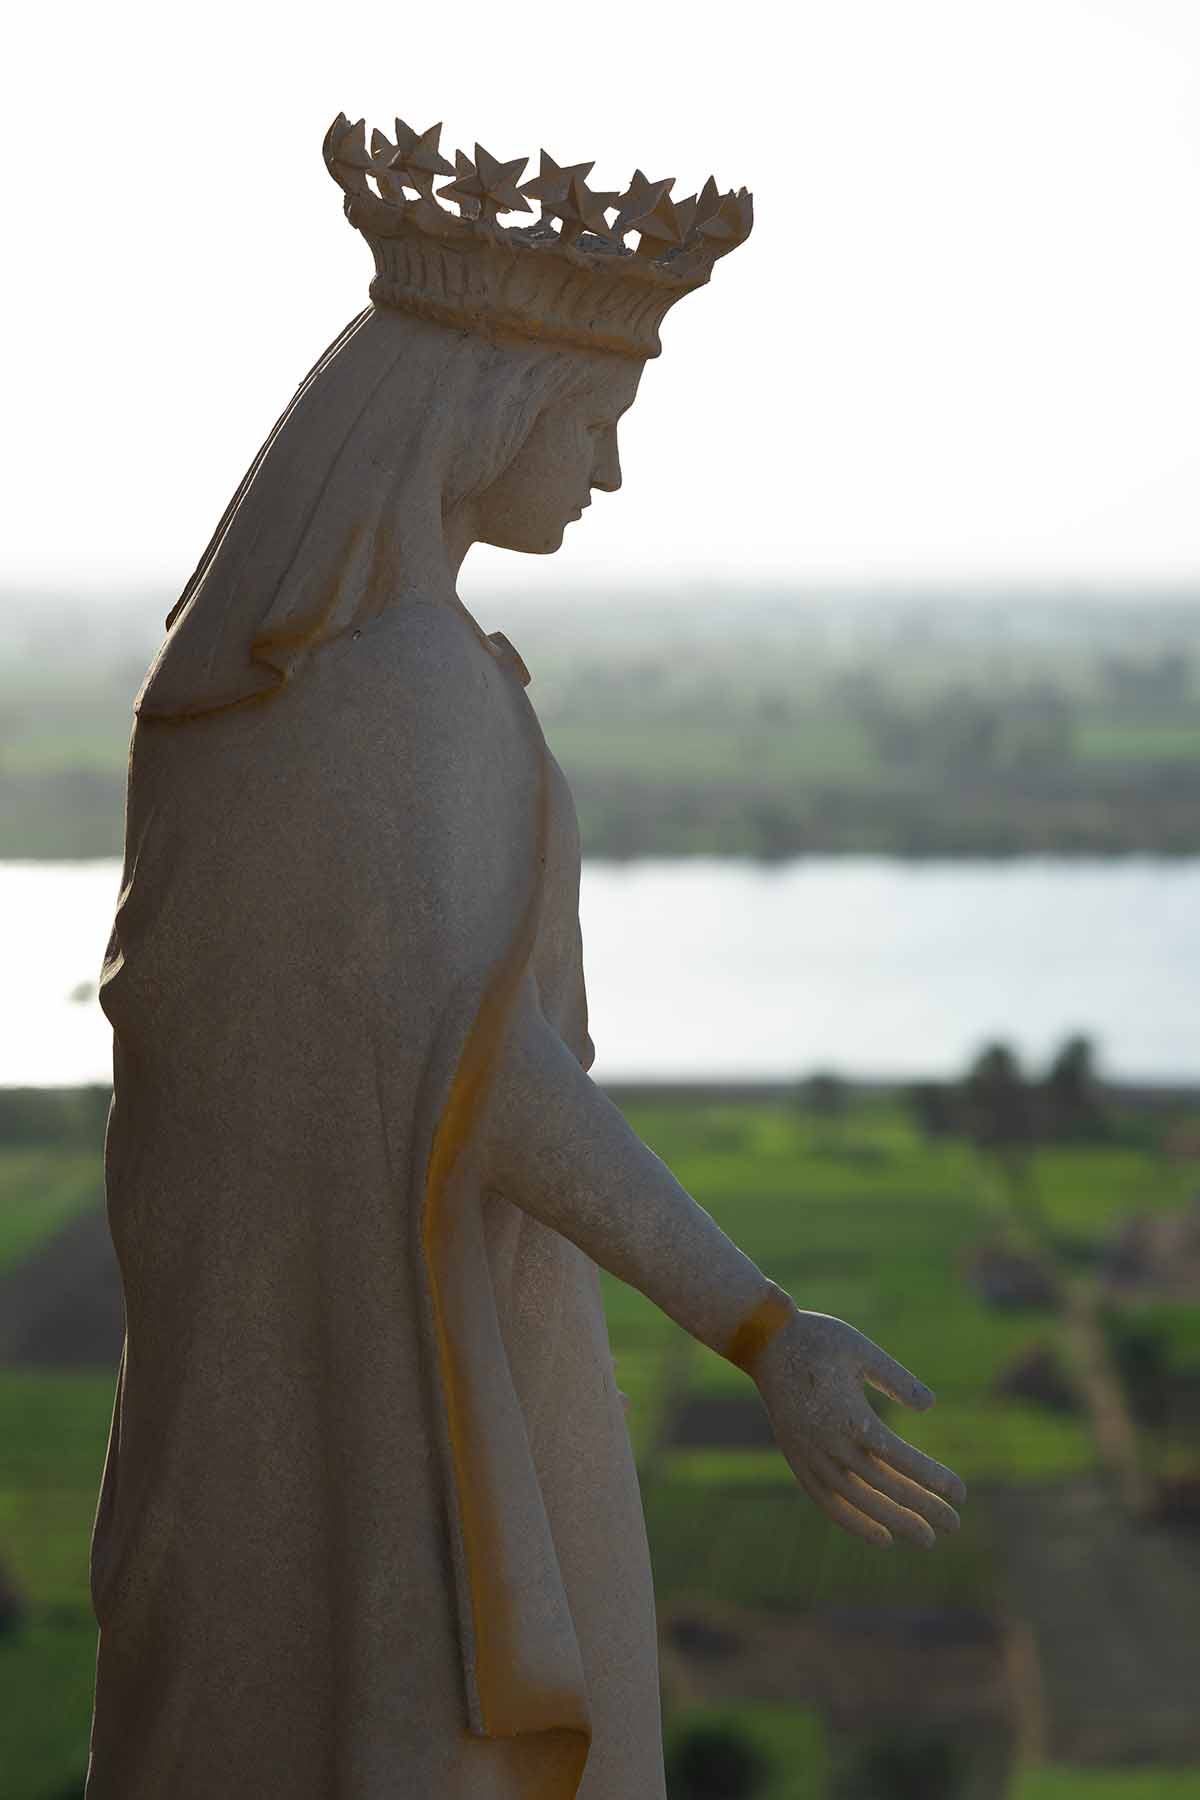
[
  {"xmin": 533, "ymin": 423, "xmax": 591, "ymax": 506},
  {"xmin": 547, "ymin": 415, "xmax": 590, "ymax": 466}
]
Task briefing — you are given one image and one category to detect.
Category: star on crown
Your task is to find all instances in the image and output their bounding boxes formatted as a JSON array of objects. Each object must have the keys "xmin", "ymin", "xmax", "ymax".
[
  {"xmin": 438, "ymin": 145, "xmax": 533, "ymax": 225},
  {"xmin": 674, "ymin": 176, "xmax": 723, "ymax": 245},
  {"xmin": 387, "ymin": 119, "xmax": 455, "ymax": 200},
  {"xmin": 697, "ymin": 186, "xmax": 754, "ymax": 248},
  {"xmin": 519, "ymin": 151, "xmax": 619, "ymax": 245},
  {"xmin": 612, "ymin": 170, "xmax": 685, "ymax": 258}
]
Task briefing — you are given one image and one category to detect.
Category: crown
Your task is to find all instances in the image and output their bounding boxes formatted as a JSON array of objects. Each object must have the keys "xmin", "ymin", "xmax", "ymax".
[{"xmin": 323, "ymin": 114, "xmax": 753, "ymax": 360}]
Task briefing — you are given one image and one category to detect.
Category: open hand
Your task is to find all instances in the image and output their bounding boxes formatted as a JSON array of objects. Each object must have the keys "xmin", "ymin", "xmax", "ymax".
[{"xmin": 749, "ymin": 1308, "xmax": 966, "ymax": 1550}]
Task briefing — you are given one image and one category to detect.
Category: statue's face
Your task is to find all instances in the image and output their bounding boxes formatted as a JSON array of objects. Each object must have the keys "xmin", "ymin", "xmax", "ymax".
[{"xmin": 475, "ymin": 355, "xmax": 645, "ymax": 554}]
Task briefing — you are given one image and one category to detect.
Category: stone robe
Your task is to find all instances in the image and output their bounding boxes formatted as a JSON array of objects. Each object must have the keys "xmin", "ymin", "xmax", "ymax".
[{"xmin": 85, "ymin": 600, "xmax": 666, "ymax": 1798}]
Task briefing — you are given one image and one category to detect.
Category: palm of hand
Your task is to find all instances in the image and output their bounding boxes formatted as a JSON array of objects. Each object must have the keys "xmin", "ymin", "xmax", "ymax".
[{"xmin": 751, "ymin": 1310, "xmax": 967, "ymax": 1550}]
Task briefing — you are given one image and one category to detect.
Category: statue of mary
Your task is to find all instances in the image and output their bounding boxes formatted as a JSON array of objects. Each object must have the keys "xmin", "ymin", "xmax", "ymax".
[{"xmin": 84, "ymin": 114, "xmax": 966, "ymax": 1800}]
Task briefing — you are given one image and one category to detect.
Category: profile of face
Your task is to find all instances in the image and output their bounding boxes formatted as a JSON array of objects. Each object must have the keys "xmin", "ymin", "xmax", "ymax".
[{"xmin": 474, "ymin": 353, "xmax": 645, "ymax": 555}]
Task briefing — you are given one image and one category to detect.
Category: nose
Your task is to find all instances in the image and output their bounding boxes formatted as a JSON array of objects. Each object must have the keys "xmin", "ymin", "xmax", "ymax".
[{"xmin": 591, "ymin": 427, "xmax": 622, "ymax": 493}]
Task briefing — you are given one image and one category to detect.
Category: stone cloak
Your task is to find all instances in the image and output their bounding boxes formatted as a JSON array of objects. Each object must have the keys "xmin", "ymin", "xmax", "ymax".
[{"xmin": 84, "ymin": 601, "xmax": 612, "ymax": 1798}]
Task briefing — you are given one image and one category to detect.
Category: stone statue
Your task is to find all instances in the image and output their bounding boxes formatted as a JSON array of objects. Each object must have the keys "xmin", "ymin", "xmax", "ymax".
[{"xmin": 85, "ymin": 113, "xmax": 966, "ymax": 1800}]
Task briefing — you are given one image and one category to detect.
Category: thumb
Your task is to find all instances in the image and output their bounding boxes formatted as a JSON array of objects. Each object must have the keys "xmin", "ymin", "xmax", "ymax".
[{"xmin": 862, "ymin": 1339, "xmax": 935, "ymax": 1411}]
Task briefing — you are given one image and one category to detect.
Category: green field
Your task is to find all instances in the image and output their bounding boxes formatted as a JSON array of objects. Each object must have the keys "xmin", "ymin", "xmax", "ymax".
[
  {"xmin": 2, "ymin": 1092, "xmax": 1198, "ymax": 1797},
  {"xmin": 0, "ymin": 1373, "xmax": 112, "ymax": 1796},
  {"xmin": 0, "ymin": 1151, "xmax": 103, "ymax": 1277},
  {"xmin": 1015, "ymin": 1776, "xmax": 1200, "ymax": 1800}
]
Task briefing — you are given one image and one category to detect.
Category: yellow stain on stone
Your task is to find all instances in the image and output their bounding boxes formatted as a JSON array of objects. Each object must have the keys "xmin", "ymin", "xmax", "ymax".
[
  {"xmin": 725, "ymin": 1283, "xmax": 795, "ymax": 1375},
  {"xmin": 421, "ymin": 744, "xmax": 592, "ymax": 1799}
]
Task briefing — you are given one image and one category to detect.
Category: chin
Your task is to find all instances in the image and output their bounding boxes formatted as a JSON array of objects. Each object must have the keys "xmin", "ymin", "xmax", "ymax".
[{"xmin": 485, "ymin": 524, "xmax": 565, "ymax": 555}]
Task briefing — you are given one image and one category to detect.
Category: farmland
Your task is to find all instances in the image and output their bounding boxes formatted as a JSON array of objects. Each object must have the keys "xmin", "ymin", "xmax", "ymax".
[{"xmin": 2, "ymin": 1087, "xmax": 1198, "ymax": 1797}]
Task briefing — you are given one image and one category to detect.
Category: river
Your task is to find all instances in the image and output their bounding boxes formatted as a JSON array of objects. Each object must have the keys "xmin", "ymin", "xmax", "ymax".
[{"xmin": 2, "ymin": 857, "xmax": 1196, "ymax": 1088}]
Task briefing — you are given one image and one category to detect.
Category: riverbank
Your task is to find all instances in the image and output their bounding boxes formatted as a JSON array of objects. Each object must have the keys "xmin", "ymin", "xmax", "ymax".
[{"xmin": 8, "ymin": 759, "xmax": 1200, "ymax": 862}]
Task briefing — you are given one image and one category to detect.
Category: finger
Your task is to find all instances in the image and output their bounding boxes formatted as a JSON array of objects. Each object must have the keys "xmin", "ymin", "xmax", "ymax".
[
  {"xmin": 837, "ymin": 1441, "xmax": 961, "ymax": 1536},
  {"xmin": 791, "ymin": 1459, "xmax": 893, "ymax": 1551},
  {"xmin": 859, "ymin": 1415, "xmax": 968, "ymax": 1507},
  {"xmin": 810, "ymin": 1447, "xmax": 936, "ymax": 1550},
  {"xmin": 811, "ymin": 1476, "xmax": 895, "ymax": 1551},
  {"xmin": 861, "ymin": 1340, "xmax": 935, "ymax": 1412}
]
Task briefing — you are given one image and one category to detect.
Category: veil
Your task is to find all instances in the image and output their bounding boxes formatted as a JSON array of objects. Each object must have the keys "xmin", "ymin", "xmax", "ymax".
[{"xmin": 137, "ymin": 306, "xmax": 584, "ymax": 721}]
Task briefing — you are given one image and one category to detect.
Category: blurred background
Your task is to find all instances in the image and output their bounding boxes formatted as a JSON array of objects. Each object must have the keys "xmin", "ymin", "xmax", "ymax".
[{"xmin": 3, "ymin": 2, "xmax": 1200, "ymax": 1795}]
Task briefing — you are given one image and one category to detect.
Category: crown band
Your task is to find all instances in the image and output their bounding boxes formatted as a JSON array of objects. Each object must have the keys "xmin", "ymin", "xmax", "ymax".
[{"xmin": 355, "ymin": 197, "xmax": 700, "ymax": 359}]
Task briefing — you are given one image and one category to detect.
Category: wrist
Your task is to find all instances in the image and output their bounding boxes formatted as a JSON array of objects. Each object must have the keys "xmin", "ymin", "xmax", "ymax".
[{"xmin": 723, "ymin": 1279, "xmax": 797, "ymax": 1380}]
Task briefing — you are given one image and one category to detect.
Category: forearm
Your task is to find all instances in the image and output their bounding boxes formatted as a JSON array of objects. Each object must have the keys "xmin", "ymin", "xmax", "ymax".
[{"xmin": 482, "ymin": 983, "xmax": 796, "ymax": 1364}]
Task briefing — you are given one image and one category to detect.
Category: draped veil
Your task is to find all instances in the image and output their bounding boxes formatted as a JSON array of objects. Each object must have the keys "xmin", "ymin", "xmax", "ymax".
[{"xmin": 139, "ymin": 306, "xmax": 586, "ymax": 720}]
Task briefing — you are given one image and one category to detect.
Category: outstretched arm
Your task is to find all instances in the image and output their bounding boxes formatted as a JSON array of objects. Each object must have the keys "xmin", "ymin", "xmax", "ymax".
[{"xmin": 482, "ymin": 977, "xmax": 966, "ymax": 1549}]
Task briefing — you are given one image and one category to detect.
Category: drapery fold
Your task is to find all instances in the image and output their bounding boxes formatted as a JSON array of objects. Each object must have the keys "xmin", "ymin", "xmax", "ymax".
[{"xmin": 416, "ymin": 720, "xmax": 593, "ymax": 1792}]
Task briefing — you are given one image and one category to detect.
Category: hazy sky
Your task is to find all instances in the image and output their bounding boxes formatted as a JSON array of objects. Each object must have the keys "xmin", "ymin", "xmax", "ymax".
[{"xmin": 8, "ymin": 0, "xmax": 1200, "ymax": 596}]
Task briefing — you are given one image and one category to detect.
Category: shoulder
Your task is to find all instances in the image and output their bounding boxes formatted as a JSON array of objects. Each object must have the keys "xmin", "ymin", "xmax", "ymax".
[
  {"xmin": 302, "ymin": 601, "xmax": 543, "ymax": 803},
  {"xmin": 334, "ymin": 602, "xmax": 511, "ymax": 713},
  {"xmin": 354, "ymin": 600, "xmax": 486, "ymax": 688}
]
